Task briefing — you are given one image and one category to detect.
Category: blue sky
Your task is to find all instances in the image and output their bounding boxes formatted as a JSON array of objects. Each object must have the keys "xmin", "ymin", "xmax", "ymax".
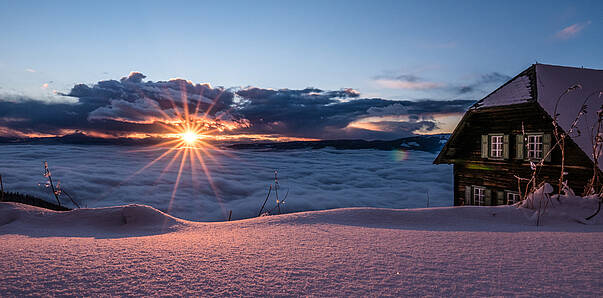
[
  {"xmin": 1, "ymin": 0, "xmax": 601, "ymax": 99},
  {"xmin": 0, "ymin": 1, "xmax": 601, "ymax": 140}
]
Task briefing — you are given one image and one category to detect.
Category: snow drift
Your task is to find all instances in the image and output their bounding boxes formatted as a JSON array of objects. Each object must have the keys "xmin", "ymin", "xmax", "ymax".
[
  {"xmin": 0, "ymin": 203, "xmax": 187, "ymax": 238},
  {"xmin": 0, "ymin": 200, "xmax": 601, "ymax": 296},
  {"xmin": 1, "ymin": 191, "xmax": 601, "ymax": 238},
  {"xmin": 518, "ymin": 183, "xmax": 603, "ymax": 226}
]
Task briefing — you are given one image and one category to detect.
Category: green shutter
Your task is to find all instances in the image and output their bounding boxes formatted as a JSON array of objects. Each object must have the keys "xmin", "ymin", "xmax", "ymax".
[
  {"xmin": 481, "ymin": 135, "xmax": 489, "ymax": 158},
  {"xmin": 503, "ymin": 135, "xmax": 509, "ymax": 159},
  {"xmin": 465, "ymin": 186, "xmax": 471, "ymax": 205},
  {"xmin": 516, "ymin": 134, "xmax": 524, "ymax": 159},
  {"xmin": 543, "ymin": 134, "xmax": 552, "ymax": 162},
  {"xmin": 497, "ymin": 191, "xmax": 504, "ymax": 205},
  {"xmin": 485, "ymin": 189, "xmax": 492, "ymax": 206}
]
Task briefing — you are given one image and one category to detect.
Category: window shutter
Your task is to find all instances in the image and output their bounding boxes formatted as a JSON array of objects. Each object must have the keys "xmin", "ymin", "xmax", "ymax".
[
  {"xmin": 515, "ymin": 134, "xmax": 524, "ymax": 159},
  {"xmin": 485, "ymin": 189, "xmax": 492, "ymax": 206},
  {"xmin": 497, "ymin": 191, "xmax": 504, "ymax": 205},
  {"xmin": 503, "ymin": 135, "xmax": 509, "ymax": 159},
  {"xmin": 481, "ymin": 135, "xmax": 488, "ymax": 158},
  {"xmin": 543, "ymin": 134, "xmax": 552, "ymax": 162},
  {"xmin": 465, "ymin": 186, "xmax": 471, "ymax": 205}
]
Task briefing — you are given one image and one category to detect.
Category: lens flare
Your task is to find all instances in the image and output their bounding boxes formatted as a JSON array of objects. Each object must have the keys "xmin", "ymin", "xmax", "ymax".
[{"xmin": 393, "ymin": 149, "xmax": 409, "ymax": 161}]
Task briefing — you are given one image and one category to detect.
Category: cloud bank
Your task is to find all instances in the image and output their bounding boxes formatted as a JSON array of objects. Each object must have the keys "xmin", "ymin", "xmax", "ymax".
[
  {"xmin": 0, "ymin": 72, "xmax": 475, "ymax": 140},
  {"xmin": 0, "ymin": 145, "xmax": 452, "ymax": 221}
]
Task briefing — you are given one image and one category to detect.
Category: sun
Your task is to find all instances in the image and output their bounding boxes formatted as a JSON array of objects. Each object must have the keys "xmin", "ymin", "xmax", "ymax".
[
  {"xmin": 181, "ymin": 130, "xmax": 198, "ymax": 145},
  {"xmin": 121, "ymin": 85, "xmax": 239, "ymax": 221}
]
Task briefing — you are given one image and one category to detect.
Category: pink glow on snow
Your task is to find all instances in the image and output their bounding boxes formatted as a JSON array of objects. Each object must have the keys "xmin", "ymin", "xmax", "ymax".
[{"xmin": 0, "ymin": 200, "xmax": 601, "ymax": 296}]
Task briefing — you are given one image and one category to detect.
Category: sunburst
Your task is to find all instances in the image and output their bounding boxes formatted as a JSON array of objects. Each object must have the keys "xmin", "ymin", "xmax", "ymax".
[{"xmin": 124, "ymin": 85, "xmax": 238, "ymax": 219}]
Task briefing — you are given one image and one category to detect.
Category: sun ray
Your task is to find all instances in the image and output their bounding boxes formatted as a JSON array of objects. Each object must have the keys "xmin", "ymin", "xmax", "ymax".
[
  {"xmin": 192, "ymin": 147, "xmax": 227, "ymax": 217},
  {"xmin": 180, "ymin": 80, "xmax": 190, "ymax": 125},
  {"xmin": 115, "ymin": 82, "xmax": 247, "ymax": 221},
  {"xmin": 155, "ymin": 147, "xmax": 184, "ymax": 182},
  {"xmin": 130, "ymin": 145, "xmax": 181, "ymax": 178},
  {"xmin": 188, "ymin": 147, "xmax": 199, "ymax": 194},
  {"xmin": 167, "ymin": 148, "xmax": 189, "ymax": 213},
  {"xmin": 202, "ymin": 89, "xmax": 224, "ymax": 119}
]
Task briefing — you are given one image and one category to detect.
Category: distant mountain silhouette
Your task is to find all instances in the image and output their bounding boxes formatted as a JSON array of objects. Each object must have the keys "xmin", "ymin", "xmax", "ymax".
[
  {"xmin": 0, "ymin": 133, "xmax": 449, "ymax": 152},
  {"xmin": 228, "ymin": 135, "xmax": 449, "ymax": 152},
  {"xmin": 0, "ymin": 133, "xmax": 164, "ymax": 146}
]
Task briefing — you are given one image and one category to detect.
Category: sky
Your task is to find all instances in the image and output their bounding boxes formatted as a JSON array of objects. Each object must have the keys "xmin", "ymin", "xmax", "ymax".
[{"xmin": 0, "ymin": 0, "xmax": 601, "ymax": 141}]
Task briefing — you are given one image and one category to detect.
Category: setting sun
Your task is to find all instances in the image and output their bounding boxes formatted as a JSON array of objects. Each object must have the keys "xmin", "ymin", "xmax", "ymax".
[{"xmin": 181, "ymin": 131, "xmax": 198, "ymax": 145}]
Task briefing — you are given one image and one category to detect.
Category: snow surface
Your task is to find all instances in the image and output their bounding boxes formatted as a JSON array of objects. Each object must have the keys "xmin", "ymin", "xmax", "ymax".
[
  {"xmin": 0, "ymin": 201, "xmax": 601, "ymax": 296},
  {"xmin": 474, "ymin": 75, "xmax": 532, "ymax": 108}
]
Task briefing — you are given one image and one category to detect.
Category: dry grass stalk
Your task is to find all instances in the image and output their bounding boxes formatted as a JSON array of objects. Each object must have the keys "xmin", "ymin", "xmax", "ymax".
[
  {"xmin": 515, "ymin": 85, "xmax": 603, "ymax": 224},
  {"xmin": 43, "ymin": 161, "xmax": 80, "ymax": 208},
  {"xmin": 0, "ymin": 174, "xmax": 4, "ymax": 202}
]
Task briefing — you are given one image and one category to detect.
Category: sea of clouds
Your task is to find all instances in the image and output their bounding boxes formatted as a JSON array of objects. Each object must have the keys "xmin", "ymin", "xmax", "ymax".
[{"xmin": 0, "ymin": 145, "xmax": 452, "ymax": 221}]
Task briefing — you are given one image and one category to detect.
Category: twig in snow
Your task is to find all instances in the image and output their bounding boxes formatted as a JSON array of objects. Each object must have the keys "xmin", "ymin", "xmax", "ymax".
[
  {"xmin": 44, "ymin": 161, "xmax": 61, "ymax": 206},
  {"xmin": 258, "ymin": 185, "xmax": 272, "ymax": 217}
]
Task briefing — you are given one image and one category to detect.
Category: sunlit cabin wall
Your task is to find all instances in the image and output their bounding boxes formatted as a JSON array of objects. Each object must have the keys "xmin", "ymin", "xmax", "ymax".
[{"xmin": 440, "ymin": 103, "xmax": 597, "ymax": 206}]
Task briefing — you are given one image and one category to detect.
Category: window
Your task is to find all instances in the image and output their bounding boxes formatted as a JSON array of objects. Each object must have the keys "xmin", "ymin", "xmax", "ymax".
[
  {"xmin": 490, "ymin": 135, "xmax": 503, "ymax": 158},
  {"xmin": 527, "ymin": 134, "xmax": 543, "ymax": 159},
  {"xmin": 482, "ymin": 134, "xmax": 508, "ymax": 159},
  {"xmin": 506, "ymin": 192, "xmax": 520, "ymax": 205},
  {"xmin": 473, "ymin": 187, "xmax": 485, "ymax": 206}
]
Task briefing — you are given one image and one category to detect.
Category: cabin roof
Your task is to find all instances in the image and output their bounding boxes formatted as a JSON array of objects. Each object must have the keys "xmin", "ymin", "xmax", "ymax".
[{"xmin": 436, "ymin": 64, "xmax": 603, "ymax": 168}]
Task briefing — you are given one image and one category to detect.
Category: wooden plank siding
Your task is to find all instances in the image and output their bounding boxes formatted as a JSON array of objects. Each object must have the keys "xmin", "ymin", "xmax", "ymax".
[{"xmin": 438, "ymin": 103, "xmax": 598, "ymax": 206}]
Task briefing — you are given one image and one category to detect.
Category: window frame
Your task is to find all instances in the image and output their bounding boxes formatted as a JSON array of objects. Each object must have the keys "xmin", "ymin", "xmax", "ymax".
[
  {"xmin": 490, "ymin": 135, "xmax": 504, "ymax": 158},
  {"xmin": 473, "ymin": 186, "xmax": 485, "ymax": 206},
  {"xmin": 526, "ymin": 133, "xmax": 544, "ymax": 160},
  {"xmin": 505, "ymin": 191, "xmax": 520, "ymax": 205}
]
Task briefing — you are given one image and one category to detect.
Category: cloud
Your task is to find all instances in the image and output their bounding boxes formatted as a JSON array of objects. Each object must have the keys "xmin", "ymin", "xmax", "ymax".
[
  {"xmin": 555, "ymin": 21, "xmax": 591, "ymax": 39},
  {"xmin": 373, "ymin": 70, "xmax": 511, "ymax": 96},
  {"xmin": 0, "ymin": 72, "xmax": 474, "ymax": 140},
  {"xmin": 0, "ymin": 73, "xmax": 238, "ymax": 137},
  {"xmin": 373, "ymin": 74, "xmax": 443, "ymax": 90},
  {"xmin": 452, "ymin": 72, "xmax": 511, "ymax": 95},
  {"xmin": 0, "ymin": 145, "xmax": 453, "ymax": 221},
  {"xmin": 25, "ymin": 68, "xmax": 36, "ymax": 73},
  {"xmin": 234, "ymin": 87, "xmax": 472, "ymax": 139}
]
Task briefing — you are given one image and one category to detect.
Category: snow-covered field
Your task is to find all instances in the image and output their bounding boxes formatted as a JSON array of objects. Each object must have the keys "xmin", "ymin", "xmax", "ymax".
[
  {"xmin": 1, "ymin": 199, "xmax": 601, "ymax": 296},
  {"xmin": 0, "ymin": 145, "xmax": 452, "ymax": 221}
]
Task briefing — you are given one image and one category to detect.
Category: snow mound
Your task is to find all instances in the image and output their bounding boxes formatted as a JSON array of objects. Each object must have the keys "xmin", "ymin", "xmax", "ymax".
[
  {"xmin": 2, "ymin": 193, "xmax": 601, "ymax": 238},
  {"xmin": 0, "ymin": 202, "xmax": 189, "ymax": 238},
  {"xmin": 241, "ymin": 204, "xmax": 602, "ymax": 233},
  {"xmin": 519, "ymin": 183, "xmax": 603, "ymax": 225}
]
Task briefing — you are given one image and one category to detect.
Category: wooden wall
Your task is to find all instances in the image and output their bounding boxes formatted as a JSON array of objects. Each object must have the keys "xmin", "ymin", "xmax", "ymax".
[{"xmin": 440, "ymin": 103, "xmax": 598, "ymax": 205}]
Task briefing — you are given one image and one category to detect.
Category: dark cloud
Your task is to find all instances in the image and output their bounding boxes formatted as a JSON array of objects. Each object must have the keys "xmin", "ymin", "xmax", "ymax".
[
  {"xmin": 234, "ymin": 87, "xmax": 472, "ymax": 139},
  {"xmin": 454, "ymin": 72, "xmax": 511, "ymax": 95},
  {"xmin": 372, "ymin": 70, "xmax": 511, "ymax": 94},
  {"xmin": 372, "ymin": 73, "xmax": 442, "ymax": 90},
  {"xmin": 0, "ymin": 72, "xmax": 474, "ymax": 140},
  {"xmin": 373, "ymin": 74, "xmax": 422, "ymax": 82},
  {"xmin": 0, "ymin": 72, "xmax": 235, "ymax": 137}
]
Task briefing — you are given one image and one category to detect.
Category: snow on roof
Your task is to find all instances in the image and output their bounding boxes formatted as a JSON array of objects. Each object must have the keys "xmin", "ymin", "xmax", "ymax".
[
  {"xmin": 534, "ymin": 64, "xmax": 603, "ymax": 168},
  {"xmin": 470, "ymin": 64, "xmax": 603, "ymax": 169},
  {"xmin": 473, "ymin": 74, "xmax": 533, "ymax": 108}
]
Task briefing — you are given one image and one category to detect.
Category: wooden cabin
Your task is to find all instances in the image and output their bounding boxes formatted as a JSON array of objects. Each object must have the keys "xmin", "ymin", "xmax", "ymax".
[{"xmin": 435, "ymin": 64, "xmax": 603, "ymax": 206}]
